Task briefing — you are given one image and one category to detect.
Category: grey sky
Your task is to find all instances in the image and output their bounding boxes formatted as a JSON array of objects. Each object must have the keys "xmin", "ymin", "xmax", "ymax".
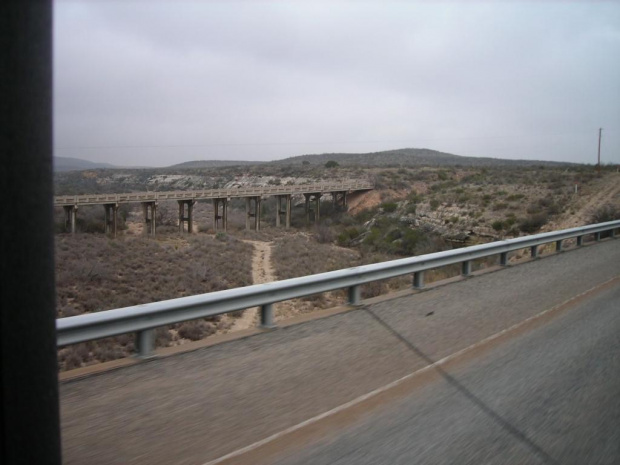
[{"xmin": 53, "ymin": 1, "xmax": 620, "ymax": 167}]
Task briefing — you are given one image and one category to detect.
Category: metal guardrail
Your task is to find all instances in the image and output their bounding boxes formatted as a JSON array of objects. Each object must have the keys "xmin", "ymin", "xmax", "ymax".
[
  {"xmin": 56, "ymin": 220, "xmax": 620, "ymax": 357},
  {"xmin": 54, "ymin": 182, "xmax": 375, "ymax": 206}
]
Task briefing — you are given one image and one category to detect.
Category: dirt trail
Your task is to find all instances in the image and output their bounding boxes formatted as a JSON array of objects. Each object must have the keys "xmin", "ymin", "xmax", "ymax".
[
  {"xmin": 544, "ymin": 173, "xmax": 620, "ymax": 231},
  {"xmin": 231, "ymin": 240, "xmax": 277, "ymax": 331}
]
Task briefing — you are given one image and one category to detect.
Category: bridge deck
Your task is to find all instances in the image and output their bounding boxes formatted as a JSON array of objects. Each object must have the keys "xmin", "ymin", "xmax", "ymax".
[
  {"xmin": 59, "ymin": 239, "xmax": 620, "ymax": 465},
  {"xmin": 54, "ymin": 182, "xmax": 374, "ymax": 206}
]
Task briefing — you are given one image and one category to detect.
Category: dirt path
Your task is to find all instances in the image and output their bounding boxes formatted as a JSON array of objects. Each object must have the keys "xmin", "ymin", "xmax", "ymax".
[
  {"xmin": 544, "ymin": 172, "xmax": 620, "ymax": 231},
  {"xmin": 231, "ymin": 240, "xmax": 277, "ymax": 331}
]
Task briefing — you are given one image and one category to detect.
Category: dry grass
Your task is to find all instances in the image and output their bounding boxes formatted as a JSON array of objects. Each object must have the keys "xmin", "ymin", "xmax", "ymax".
[{"xmin": 56, "ymin": 233, "xmax": 253, "ymax": 370}]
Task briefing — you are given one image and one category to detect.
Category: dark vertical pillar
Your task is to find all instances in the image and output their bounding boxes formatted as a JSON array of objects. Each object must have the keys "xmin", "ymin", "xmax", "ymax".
[
  {"xmin": 104, "ymin": 203, "xmax": 118, "ymax": 237},
  {"xmin": 255, "ymin": 197, "xmax": 262, "ymax": 231},
  {"xmin": 286, "ymin": 195, "xmax": 292, "ymax": 229},
  {"xmin": 304, "ymin": 193, "xmax": 311, "ymax": 225},
  {"xmin": 245, "ymin": 197, "xmax": 251, "ymax": 230},
  {"xmin": 315, "ymin": 194, "xmax": 321, "ymax": 223},
  {"xmin": 0, "ymin": 1, "xmax": 62, "ymax": 463},
  {"xmin": 178, "ymin": 200, "xmax": 185, "ymax": 233},
  {"xmin": 276, "ymin": 196, "xmax": 282, "ymax": 227}
]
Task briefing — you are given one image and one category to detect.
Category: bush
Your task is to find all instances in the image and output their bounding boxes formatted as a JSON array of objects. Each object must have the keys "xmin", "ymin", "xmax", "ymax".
[
  {"xmin": 325, "ymin": 160, "xmax": 339, "ymax": 168},
  {"xmin": 589, "ymin": 204, "xmax": 620, "ymax": 224},
  {"xmin": 381, "ymin": 202, "xmax": 398, "ymax": 213},
  {"xmin": 491, "ymin": 220, "xmax": 505, "ymax": 231},
  {"xmin": 518, "ymin": 213, "xmax": 548, "ymax": 233},
  {"xmin": 430, "ymin": 199, "xmax": 440, "ymax": 211}
]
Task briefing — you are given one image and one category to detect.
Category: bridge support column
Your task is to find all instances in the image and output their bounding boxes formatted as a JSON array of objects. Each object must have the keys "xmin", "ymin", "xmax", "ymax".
[
  {"xmin": 103, "ymin": 203, "xmax": 118, "ymax": 237},
  {"xmin": 304, "ymin": 193, "xmax": 321, "ymax": 225},
  {"xmin": 178, "ymin": 200, "xmax": 196, "ymax": 233},
  {"xmin": 63, "ymin": 205, "xmax": 77, "ymax": 233},
  {"xmin": 245, "ymin": 197, "xmax": 261, "ymax": 231},
  {"xmin": 213, "ymin": 198, "xmax": 228, "ymax": 232},
  {"xmin": 142, "ymin": 202, "xmax": 157, "ymax": 235},
  {"xmin": 276, "ymin": 195, "xmax": 292, "ymax": 228}
]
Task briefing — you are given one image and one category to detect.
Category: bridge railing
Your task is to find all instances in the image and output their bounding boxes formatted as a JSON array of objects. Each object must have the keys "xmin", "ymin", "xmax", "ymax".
[
  {"xmin": 56, "ymin": 220, "xmax": 620, "ymax": 357},
  {"xmin": 53, "ymin": 182, "xmax": 375, "ymax": 206}
]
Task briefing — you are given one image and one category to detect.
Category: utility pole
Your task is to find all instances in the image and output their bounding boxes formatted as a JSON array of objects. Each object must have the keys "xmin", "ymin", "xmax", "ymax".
[{"xmin": 597, "ymin": 127, "xmax": 603, "ymax": 175}]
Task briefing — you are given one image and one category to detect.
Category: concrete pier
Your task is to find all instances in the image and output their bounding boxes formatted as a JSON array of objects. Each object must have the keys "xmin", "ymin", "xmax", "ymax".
[
  {"xmin": 276, "ymin": 194, "xmax": 292, "ymax": 228},
  {"xmin": 103, "ymin": 203, "xmax": 118, "ymax": 237},
  {"xmin": 178, "ymin": 200, "xmax": 196, "ymax": 233},
  {"xmin": 213, "ymin": 198, "xmax": 228, "ymax": 232},
  {"xmin": 142, "ymin": 202, "xmax": 157, "ymax": 235},
  {"xmin": 63, "ymin": 205, "xmax": 77, "ymax": 234},
  {"xmin": 246, "ymin": 197, "xmax": 262, "ymax": 231},
  {"xmin": 304, "ymin": 193, "xmax": 322, "ymax": 224}
]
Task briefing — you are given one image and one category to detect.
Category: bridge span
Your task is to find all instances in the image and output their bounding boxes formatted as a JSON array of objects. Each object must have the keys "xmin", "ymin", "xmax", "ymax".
[
  {"xmin": 54, "ymin": 181, "xmax": 374, "ymax": 235},
  {"xmin": 59, "ymin": 230, "xmax": 619, "ymax": 465}
]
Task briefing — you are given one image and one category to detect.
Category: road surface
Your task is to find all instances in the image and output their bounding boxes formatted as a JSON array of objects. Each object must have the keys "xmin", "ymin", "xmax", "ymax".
[
  {"xmin": 271, "ymin": 277, "xmax": 620, "ymax": 465},
  {"xmin": 60, "ymin": 239, "xmax": 619, "ymax": 465}
]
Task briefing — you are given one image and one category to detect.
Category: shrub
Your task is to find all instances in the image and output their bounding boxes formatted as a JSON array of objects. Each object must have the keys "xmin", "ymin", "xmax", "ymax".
[
  {"xmin": 491, "ymin": 220, "xmax": 505, "ymax": 231},
  {"xmin": 430, "ymin": 199, "xmax": 440, "ymax": 211},
  {"xmin": 325, "ymin": 160, "xmax": 339, "ymax": 168},
  {"xmin": 381, "ymin": 202, "xmax": 398, "ymax": 213},
  {"xmin": 589, "ymin": 204, "xmax": 620, "ymax": 224},
  {"xmin": 518, "ymin": 213, "xmax": 548, "ymax": 233}
]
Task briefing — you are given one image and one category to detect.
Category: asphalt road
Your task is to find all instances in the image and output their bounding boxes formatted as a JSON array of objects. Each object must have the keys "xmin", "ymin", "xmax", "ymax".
[
  {"xmin": 60, "ymin": 239, "xmax": 620, "ymax": 465},
  {"xmin": 272, "ymin": 281, "xmax": 620, "ymax": 465}
]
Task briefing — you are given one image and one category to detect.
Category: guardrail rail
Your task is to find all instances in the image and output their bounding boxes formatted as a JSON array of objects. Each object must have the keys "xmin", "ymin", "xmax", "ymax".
[{"xmin": 57, "ymin": 220, "xmax": 620, "ymax": 357}]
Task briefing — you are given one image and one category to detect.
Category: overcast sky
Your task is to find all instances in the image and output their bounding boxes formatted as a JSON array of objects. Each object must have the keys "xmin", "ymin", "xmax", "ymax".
[{"xmin": 53, "ymin": 1, "xmax": 620, "ymax": 167}]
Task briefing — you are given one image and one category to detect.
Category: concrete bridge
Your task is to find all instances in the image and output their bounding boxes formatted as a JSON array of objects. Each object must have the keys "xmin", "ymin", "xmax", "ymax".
[
  {"xmin": 58, "ymin": 236, "xmax": 620, "ymax": 465},
  {"xmin": 54, "ymin": 181, "xmax": 374, "ymax": 235}
]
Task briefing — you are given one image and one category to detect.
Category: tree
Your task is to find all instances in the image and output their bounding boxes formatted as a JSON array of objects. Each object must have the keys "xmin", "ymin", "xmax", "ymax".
[{"xmin": 325, "ymin": 160, "xmax": 339, "ymax": 168}]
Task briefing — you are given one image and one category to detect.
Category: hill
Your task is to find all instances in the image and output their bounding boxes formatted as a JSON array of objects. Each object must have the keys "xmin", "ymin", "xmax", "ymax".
[
  {"xmin": 54, "ymin": 157, "xmax": 118, "ymax": 172},
  {"xmin": 168, "ymin": 160, "xmax": 265, "ymax": 169},
  {"xmin": 273, "ymin": 148, "xmax": 572, "ymax": 167}
]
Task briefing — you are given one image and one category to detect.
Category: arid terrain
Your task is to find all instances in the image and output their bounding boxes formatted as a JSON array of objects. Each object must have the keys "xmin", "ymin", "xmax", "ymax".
[{"xmin": 54, "ymin": 157, "xmax": 620, "ymax": 371}]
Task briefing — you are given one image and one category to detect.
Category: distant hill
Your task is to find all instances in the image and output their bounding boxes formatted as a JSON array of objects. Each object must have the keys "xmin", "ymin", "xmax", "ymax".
[
  {"xmin": 168, "ymin": 160, "xmax": 265, "ymax": 169},
  {"xmin": 54, "ymin": 157, "xmax": 118, "ymax": 172},
  {"xmin": 273, "ymin": 148, "xmax": 572, "ymax": 167}
]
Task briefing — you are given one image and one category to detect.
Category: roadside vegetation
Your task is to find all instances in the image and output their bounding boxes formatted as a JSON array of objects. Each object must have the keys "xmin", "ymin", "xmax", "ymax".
[{"xmin": 53, "ymin": 159, "xmax": 619, "ymax": 370}]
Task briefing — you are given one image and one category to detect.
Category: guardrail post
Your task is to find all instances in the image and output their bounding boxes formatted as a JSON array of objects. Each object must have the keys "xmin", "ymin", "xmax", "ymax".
[
  {"xmin": 530, "ymin": 245, "xmax": 538, "ymax": 258},
  {"xmin": 413, "ymin": 271, "xmax": 425, "ymax": 289},
  {"xmin": 595, "ymin": 232, "xmax": 601, "ymax": 242},
  {"xmin": 555, "ymin": 240, "xmax": 563, "ymax": 252},
  {"xmin": 461, "ymin": 260, "xmax": 471, "ymax": 276},
  {"xmin": 348, "ymin": 285, "xmax": 361, "ymax": 306},
  {"xmin": 136, "ymin": 329, "xmax": 155, "ymax": 358},
  {"xmin": 611, "ymin": 228, "xmax": 616, "ymax": 239},
  {"xmin": 500, "ymin": 252, "xmax": 508, "ymax": 266},
  {"xmin": 577, "ymin": 235, "xmax": 583, "ymax": 246},
  {"xmin": 260, "ymin": 303, "xmax": 276, "ymax": 328}
]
